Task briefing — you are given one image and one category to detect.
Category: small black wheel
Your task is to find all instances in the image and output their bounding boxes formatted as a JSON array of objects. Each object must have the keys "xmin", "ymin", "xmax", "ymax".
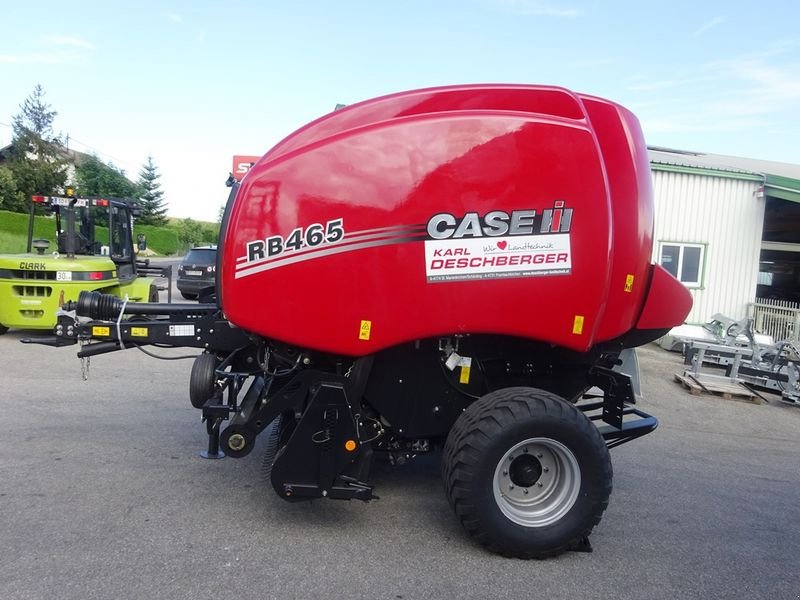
[
  {"xmin": 442, "ymin": 387, "xmax": 612, "ymax": 559},
  {"xmin": 148, "ymin": 284, "xmax": 159, "ymax": 303},
  {"xmin": 0, "ymin": 324, "xmax": 8, "ymax": 335},
  {"xmin": 180, "ymin": 292, "xmax": 198, "ymax": 300},
  {"xmin": 189, "ymin": 352, "xmax": 219, "ymax": 409}
]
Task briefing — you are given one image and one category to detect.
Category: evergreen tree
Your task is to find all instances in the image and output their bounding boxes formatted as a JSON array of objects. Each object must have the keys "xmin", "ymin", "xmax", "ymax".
[
  {"xmin": 136, "ymin": 155, "xmax": 168, "ymax": 225},
  {"xmin": 4, "ymin": 85, "xmax": 68, "ymax": 212}
]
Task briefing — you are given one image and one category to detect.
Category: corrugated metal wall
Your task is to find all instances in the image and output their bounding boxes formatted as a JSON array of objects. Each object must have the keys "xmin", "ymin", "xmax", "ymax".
[{"xmin": 651, "ymin": 171, "xmax": 765, "ymax": 323}]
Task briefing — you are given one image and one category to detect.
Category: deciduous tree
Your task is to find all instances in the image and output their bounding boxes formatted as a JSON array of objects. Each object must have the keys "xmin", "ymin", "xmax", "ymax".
[
  {"xmin": 0, "ymin": 166, "xmax": 17, "ymax": 210},
  {"xmin": 75, "ymin": 154, "xmax": 139, "ymax": 198}
]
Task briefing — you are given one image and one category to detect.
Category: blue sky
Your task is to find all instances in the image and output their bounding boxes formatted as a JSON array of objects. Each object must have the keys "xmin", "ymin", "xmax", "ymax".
[{"xmin": 1, "ymin": 0, "xmax": 798, "ymax": 221}]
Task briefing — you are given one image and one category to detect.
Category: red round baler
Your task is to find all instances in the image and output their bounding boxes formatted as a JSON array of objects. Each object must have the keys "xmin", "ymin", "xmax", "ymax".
[{"xmin": 55, "ymin": 84, "xmax": 691, "ymax": 559}]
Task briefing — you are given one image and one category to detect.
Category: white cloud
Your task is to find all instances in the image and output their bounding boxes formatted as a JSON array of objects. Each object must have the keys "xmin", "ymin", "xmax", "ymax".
[
  {"xmin": 627, "ymin": 79, "xmax": 681, "ymax": 92},
  {"xmin": 629, "ymin": 43, "xmax": 800, "ymax": 137},
  {"xmin": 42, "ymin": 35, "xmax": 95, "ymax": 50},
  {"xmin": 0, "ymin": 51, "xmax": 74, "ymax": 65},
  {"xmin": 165, "ymin": 12, "xmax": 184, "ymax": 25},
  {"xmin": 0, "ymin": 34, "xmax": 95, "ymax": 64},
  {"xmin": 626, "ymin": 73, "xmax": 722, "ymax": 92},
  {"xmin": 0, "ymin": 52, "xmax": 58, "ymax": 65},
  {"xmin": 642, "ymin": 114, "xmax": 772, "ymax": 135},
  {"xmin": 570, "ymin": 57, "xmax": 614, "ymax": 69},
  {"xmin": 694, "ymin": 16, "xmax": 726, "ymax": 36},
  {"xmin": 707, "ymin": 55, "xmax": 800, "ymax": 116},
  {"xmin": 482, "ymin": 0, "xmax": 583, "ymax": 18}
]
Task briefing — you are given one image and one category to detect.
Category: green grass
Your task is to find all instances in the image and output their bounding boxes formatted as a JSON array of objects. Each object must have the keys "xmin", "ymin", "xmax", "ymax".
[
  {"xmin": 137, "ymin": 224, "xmax": 178, "ymax": 255},
  {"xmin": 0, "ymin": 230, "xmax": 29, "ymax": 254},
  {"xmin": 0, "ymin": 210, "xmax": 57, "ymax": 252},
  {"xmin": 0, "ymin": 209, "xmax": 58, "ymax": 239}
]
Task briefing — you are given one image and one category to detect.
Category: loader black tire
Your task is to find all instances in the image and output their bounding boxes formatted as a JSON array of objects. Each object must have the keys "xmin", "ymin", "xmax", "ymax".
[
  {"xmin": 189, "ymin": 353, "xmax": 218, "ymax": 409},
  {"xmin": 0, "ymin": 324, "xmax": 8, "ymax": 335},
  {"xmin": 148, "ymin": 284, "xmax": 159, "ymax": 303},
  {"xmin": 442, "ymin": 387, "xmax": 612, "ymax": 559}
]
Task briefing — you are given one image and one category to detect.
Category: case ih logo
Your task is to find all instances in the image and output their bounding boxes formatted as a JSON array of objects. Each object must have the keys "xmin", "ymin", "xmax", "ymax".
[
  {"xmin": 426, "ymin": 201, "xmax": 572, "ymax": 240},
  {"xmin": 424, "ymin": 201, "xmax": 574, "ymax": 283}
]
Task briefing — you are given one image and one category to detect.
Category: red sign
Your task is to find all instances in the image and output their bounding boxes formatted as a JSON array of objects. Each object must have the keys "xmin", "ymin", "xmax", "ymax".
[{"xmin": 232, "ymin": 155, "xmax": 261, "ymax": 181}]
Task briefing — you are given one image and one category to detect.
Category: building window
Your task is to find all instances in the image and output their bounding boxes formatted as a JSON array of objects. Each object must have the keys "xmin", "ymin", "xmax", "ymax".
[{"xmin": 659, "ymin": 242, "xmax": 705, "ymax": 287}]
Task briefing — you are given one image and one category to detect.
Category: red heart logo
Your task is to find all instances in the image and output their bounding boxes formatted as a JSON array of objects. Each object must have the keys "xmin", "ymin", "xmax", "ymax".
[{"xmin": 497, "ymin": 241, "xmax": 507, "ymax": 250}]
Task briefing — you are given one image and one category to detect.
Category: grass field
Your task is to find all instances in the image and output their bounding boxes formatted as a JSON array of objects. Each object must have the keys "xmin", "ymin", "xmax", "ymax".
[{"xmin": 0, "ymin": 230, "xmax": 28, "ymax": 254}]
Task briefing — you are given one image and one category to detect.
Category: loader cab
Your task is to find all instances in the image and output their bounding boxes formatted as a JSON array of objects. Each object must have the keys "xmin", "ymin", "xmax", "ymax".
[
  {"xmin": 47, "ymin": 197, "xmax": 96, "ymax": 257},
  {"xmin": 54, "ymin": 204, "xmax": 97, "ymax": 256},
  {"xmin": 32, "ymin": 193, "xmax": 140, "ymax": 280},
  {"xmin": 108, "ymin": 200, "xmax": 139, "ymax": 281}
]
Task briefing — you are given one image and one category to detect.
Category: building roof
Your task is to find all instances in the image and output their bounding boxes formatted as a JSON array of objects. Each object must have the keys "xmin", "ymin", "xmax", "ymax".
[
  {"xmin": 648, "ymin": 146, "xmax": 800, "ymax": 203},
  {"xmin": 0, "ymin": 143, "xmax": 93, "ymax": 166},
  {"xmin": 649, "ymin": 146, "xmax": 800, "ymax": 179}
]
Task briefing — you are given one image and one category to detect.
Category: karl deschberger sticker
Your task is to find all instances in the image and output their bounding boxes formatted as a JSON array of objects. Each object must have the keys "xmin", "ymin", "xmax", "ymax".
[
  {"xmin": 423, "ymin": 202, "xmax": 574, "ymax": 283},
  {"xmin": 425, "ymin": 234, "xmax": 572, "ymax": 282}
]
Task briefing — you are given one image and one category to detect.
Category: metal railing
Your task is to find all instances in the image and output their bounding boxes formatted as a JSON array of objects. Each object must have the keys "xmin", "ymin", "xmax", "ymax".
[{"xmin": 750, "ymin": 297, "xmax": 800, "ymax": 343}]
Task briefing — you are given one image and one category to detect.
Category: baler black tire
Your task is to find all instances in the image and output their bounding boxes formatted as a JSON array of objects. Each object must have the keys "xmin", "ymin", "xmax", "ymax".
[
  {"xmin": 148, "ymin": 284, "xmax": 159, "ymax": 303},
  {"xmin": 442, "ymin": 387, "xmax": 612, "ymax": 559},
  {"xmin": 261, "ymin": 414, "xmax": 284, "ymax": 480},
  {"xmin": 189, "ymin": 353, "xmax": 218, "ymax": 409},
  {"xmin": 262, "ymin": 411, "xmax": 296, "ymax": 480}
]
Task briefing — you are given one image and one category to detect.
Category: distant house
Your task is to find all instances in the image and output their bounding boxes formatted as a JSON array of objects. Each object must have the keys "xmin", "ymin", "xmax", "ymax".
[{"xmin": 648, "ymin": 147, "xmax": 800, "ymax": 323}]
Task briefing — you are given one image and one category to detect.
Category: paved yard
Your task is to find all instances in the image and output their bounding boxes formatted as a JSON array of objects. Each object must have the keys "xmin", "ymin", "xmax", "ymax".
[{"xmin": 0, "ymin": 334, "xmax": 798, "ymax": 600}]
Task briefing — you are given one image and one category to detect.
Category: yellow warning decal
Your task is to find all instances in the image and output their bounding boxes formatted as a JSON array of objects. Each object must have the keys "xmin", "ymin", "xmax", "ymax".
[
  {"xmin": 359, "ymin": 320, "xmax": 372, "ymax": 341},
  {"xmin": 459, "ymin": 357, "xmax": 472, "ymax": 384},
  {"xmin": 131, "ymin": 327, "xmax": 148, "ymax": 337},
  {"xmin": 624, "ymin": 274, "xmax": 635, "ymax": 293},
  {"xmin": 572, "ymin": 315, "xmax": 585, "ymax": 335},
  {"xmin": 92, "ymin": 326, "xmax": 110, "ymax": 337}
]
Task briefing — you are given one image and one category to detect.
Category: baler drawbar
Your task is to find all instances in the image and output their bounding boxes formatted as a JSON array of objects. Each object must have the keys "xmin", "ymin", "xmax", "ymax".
[{"xmin": 33, "ymin": 84, "xmax": 693, "ymax": 559}]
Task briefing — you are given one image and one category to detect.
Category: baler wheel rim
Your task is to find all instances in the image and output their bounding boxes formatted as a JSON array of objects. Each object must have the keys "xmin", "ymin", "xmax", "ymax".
[{"xmin": 492, "ymin": 437, "xmax": 581, "ymax": 527}]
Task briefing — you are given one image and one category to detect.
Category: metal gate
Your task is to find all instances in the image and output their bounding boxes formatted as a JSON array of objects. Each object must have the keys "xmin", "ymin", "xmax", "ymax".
[{"xmin": 750, "ymin": 298, "xmax": 800, "ymax": 344}]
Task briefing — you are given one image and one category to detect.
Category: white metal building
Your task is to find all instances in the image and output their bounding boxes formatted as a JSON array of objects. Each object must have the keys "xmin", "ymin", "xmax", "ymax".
[{"xmin": 648, "ymin": 148, "xmax": 800, "ymax": 324}]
